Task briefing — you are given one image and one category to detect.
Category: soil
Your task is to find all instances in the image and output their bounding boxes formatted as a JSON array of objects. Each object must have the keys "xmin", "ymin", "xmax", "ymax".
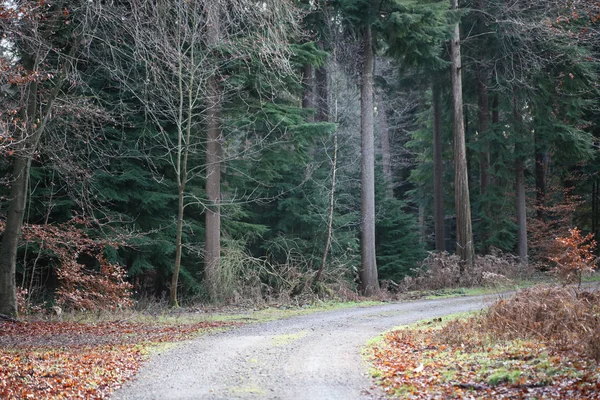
[{"xmin": 111, "ymin": 294, "xmax": 504, "ymax": 399}]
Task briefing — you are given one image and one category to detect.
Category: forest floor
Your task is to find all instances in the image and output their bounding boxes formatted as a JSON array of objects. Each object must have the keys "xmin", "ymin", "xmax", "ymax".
[
  {"xmin": 369, "ymin": 283, "xmax": 600, "ymax": 399},
  {"xmin": 1, "ymin": 281, "xmax": 599, "ymax": 399}
]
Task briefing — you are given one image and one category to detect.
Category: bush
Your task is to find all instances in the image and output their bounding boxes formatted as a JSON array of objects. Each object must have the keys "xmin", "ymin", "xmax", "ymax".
[
  {"xmin": 549, "ymin": 227, "xmax": 598, "ymax": 286},
  {"xmin": 400, "ymin": 248, "xmax": 526, "ymax": 292},
  {"xmin": 436, "ymin": 285, "xmax": 600, "ymax": 361}
]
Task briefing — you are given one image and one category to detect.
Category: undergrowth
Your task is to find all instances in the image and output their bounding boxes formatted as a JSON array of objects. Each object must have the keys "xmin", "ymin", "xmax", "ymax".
[{"xmin": 370, "ymin": 285, "xmax": 600, "ymax": 399}]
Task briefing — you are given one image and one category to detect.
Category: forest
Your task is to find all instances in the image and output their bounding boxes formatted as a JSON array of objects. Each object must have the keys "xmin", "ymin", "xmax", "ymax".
[{"xmin": 0, "ymin": 0, "xmax": 599, "ymax": 317}]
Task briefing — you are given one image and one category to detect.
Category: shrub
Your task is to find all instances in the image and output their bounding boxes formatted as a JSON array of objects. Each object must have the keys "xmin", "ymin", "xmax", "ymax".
[
  {"xmin": 549, "ymin": 227, "xmax": 598, "ymax": 286},
  {"xmin": 400, "ymin": 248, "xmax": 526, "ymax": 292},
  {"xmin": 436, "ymin": 286, "xmax": 600, "ymax": 360},
  {"xmin": 15, "ymin": 219, "xmax": 134, "ymax": 311}
]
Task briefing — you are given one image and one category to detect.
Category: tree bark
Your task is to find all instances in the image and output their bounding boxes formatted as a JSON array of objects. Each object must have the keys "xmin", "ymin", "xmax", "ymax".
[
  {"xmin": 359, "ymin": 25, "xmax": 379, "ymax": 296},
  {"xmin": 432, "ymin": 80, "xmax": 445, "ymax": 252},
  {"xmin": 204, "ymin": 4, "xmax": 222, "ymax": 302},
  {"xmin": 170, "ymin": 182, "xmax": 185, "ymax": 307},
  {"xmin": 314, "ymin": 59, "xmax": 334, "ymax": 286},
  {"xmin": 378, "ymin": 94, "xmax": 393, "ymax": 199},
  {"xmin": 450, "ymin": 0, "xmax": 474, "ymax": 272},
  {"xmin": 513, "ymin": 95, "xmax": 528, "ymax": 264},
  {"xmin": 0, "ymin": 157, "xmax": 30, "ymax": 316},
  {"xmin": 0, "ymin": 48, "xmax": 67, "ymax": 316},
  {"xmin": 314, "ymin": 133, "xmax": 337, "ymax": 286}
]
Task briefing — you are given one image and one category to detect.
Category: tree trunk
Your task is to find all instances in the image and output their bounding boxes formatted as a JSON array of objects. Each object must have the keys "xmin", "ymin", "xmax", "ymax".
[
  {"xmin": 513, "ymin": 95, "xmax": 528, "ymax": 264},
  {"xmin": 378, "ymin": 94, "xmax": 393, "ymax": 199},
  {"xmin": 0, "ymin": 49, "xmax": 67, "ymax": 316},
  {"xmin": 204, "ymin": 4, "xmax": 222, "ymax": 302},
  {"xmin": 0, "ymin": 157, "xmax": 30, "ymax": 317},
  {"xmin": 170, "ymin": 183, "xmax": 185, "ymax": 307},
  {"xmin": 314, "ymin": 133, "xmax": 337, "ymax": 286},
  {"xmin": 314, "ymin": 59, "xmax": 334, "ymax": 286},
  {"xmin": 359, "ymin": 25, "xmax": 379, "ymax": 296},
  {"xmin": 432, "ymin": 80, "xmax": 445, "ymax": 252},
  {"xmin": 450, "ymin": 0, "xmax": 474, "ymax": 272}
]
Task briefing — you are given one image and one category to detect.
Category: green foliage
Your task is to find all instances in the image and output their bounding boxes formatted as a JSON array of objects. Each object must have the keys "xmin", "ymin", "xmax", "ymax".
[{"xmin": 376, "ymin": 197, "xmax": 426, "ymax": 281}]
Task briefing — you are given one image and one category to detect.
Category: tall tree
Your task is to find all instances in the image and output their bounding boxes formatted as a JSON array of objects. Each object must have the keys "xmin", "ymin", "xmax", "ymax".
[
  {"xmin": 432, "ymin": 78, "xmax": 445, "ymax": 252},
  {"xmin": 0, "ymin": 1, "xmax": 82, "ymax": 316},
  {"xmin": 359, "ymin": 23, "xmax": 379, "ymax": 295},
  {"xmin": 450, "ymin": 0, "xmax": 474, "ymax": 270},
  {"xmin": 203, "ymin": 2, "xmax": 222, "ymax": 303}
]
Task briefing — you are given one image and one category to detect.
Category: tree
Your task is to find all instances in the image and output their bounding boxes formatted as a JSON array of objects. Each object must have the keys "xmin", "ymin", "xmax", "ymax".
[
  {"xmin": 93, "ymin": 0, "xmax": 301, "ymax": 305},
  {"xmin": 203, "ymin": 2, "xmax": 222, "ymax": 303},
  {"xmin": 432, "ymin": 78, "xmax": 445, "ymax": 251},
  {"xmin": 359, "ymin": 22, "xmax": 378, "ymax": 295},
  {"xmin": 449, "ymin": 0, "xmax": 474, "ymax": 270},
  {"xmin": 0, "ymin": 0, "xmax": 85, "ymax": 316}
]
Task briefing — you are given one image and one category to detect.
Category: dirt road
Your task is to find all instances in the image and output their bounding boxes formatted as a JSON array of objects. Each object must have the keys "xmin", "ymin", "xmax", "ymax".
[{"xmin": 112, "ymin": 294, "xmax": 505, "ymax": 399}]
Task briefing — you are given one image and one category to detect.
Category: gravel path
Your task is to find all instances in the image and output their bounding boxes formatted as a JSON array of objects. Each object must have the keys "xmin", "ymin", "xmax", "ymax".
[{"xmin": 112, "ymin": 294, "xmax": 506, "ymax": 400}]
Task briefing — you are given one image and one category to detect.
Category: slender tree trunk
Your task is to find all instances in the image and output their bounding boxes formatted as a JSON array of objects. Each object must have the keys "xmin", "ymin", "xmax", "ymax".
[
  {"xmin": 314, "ymin": 60, "xmax": 334, "ymax": 286},
  {"xmin": 378, "ymin": 94, "xmax": 393, "ymax": 198},
  {"xmin": 432, "ymin": 80, "xmax": 445, "ymax": 252},
  {"xmin": 513, "ymin": 95, "xmax": 528, "ymax": 264},
  {"xmin": 204, "ymin": 4, "xmax": 222, "ymax": 302},
  {"xmin": 359, "ymin": 25, "xmax": 379, "ymax": 296},
  {"xmin": 450, "ymin": 0, "xmax": 474, "ymax": 272},
  {"xmin": 170, "ymin": 183, "xmax": 185, "ymax": 307},
  {"xmin": 314, "ymin": 133, "xmax": 337, "ymax": 285}
]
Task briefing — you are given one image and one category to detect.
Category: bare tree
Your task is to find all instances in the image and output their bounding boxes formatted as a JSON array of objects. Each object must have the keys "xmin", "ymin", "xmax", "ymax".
[
  {"xmin": 0, "ymin": 1, "xmax": 85, "ymax": 316},
  {"xmin": 91, "ymin": 0, "xmax": 300, "ymax": 305}
]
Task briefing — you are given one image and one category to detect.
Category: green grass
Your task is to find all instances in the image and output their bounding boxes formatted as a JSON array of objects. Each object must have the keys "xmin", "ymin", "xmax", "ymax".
[{"xmin": 54, "ymin": 300, "xmax": 385, "ymax": 326}]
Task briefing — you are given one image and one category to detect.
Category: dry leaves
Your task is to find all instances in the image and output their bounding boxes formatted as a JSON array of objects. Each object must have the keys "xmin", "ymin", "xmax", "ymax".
[
  {"xmin": 370, "ymin": 289, "xmax": 600, "ymax": 399},
  {"xmin": 0, "ymin": 319, "xmax": 239, "ymax": 399}
]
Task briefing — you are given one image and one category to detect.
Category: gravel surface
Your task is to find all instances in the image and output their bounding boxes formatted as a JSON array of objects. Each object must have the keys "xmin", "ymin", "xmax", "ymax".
[{"xmin": 112, "ymin": 294, "xmax": 506, "ymax": 400}]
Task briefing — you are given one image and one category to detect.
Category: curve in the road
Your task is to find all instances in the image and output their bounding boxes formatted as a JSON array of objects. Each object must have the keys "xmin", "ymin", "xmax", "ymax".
[{"xmin": 112, "ymin": 293, "xmax": 508, "ymax": 400}]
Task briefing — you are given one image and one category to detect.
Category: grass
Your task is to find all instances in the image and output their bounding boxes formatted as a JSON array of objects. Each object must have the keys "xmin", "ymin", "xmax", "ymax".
[
  {"xmin": 404, "ymin": 270, "xmax": 600, "ymax": 301},
  {"xmin": 367, "ymin": 284, "xmax": 600, "ymax": 399}
]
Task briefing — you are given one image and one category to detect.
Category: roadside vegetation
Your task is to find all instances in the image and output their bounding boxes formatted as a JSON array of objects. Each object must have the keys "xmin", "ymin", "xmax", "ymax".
[
  {"xmin": 369, "ymin": 228, "xmax": 600, "ymax": 398},
  {"xmin": 369, "ymin": 285, "xmax": 600, "ymax": 399}
]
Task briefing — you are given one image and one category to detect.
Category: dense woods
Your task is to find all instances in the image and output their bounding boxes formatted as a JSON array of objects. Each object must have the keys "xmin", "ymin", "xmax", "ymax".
[{"xmin": 0, "ymin": 0, "xmax": 599, "ymax": 316}]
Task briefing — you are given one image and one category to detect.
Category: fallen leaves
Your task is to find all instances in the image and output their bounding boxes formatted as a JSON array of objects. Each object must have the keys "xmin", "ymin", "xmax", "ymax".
[
  {"xmin": 0, "ymin": 319, "xmax": 239, "ymax": 399},
  {"xmin": 369, "ymin": 319, "xmax": 600, "ymax": 399}
]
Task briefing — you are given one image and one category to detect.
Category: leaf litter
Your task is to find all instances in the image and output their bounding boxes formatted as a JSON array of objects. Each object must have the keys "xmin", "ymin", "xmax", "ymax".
[
  {"xmin": 369, "ymin": 286, "xmax": 600, "ymax": 399},
  {"xmin": 0, "ymin": 319, "xmax": 239, "ymax": 399}
]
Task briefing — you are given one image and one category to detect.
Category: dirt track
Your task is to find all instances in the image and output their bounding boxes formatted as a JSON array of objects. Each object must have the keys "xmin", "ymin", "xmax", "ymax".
[{"xmin": 112, "ymin": 294, "xmax": 505, "ymax": 400}]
